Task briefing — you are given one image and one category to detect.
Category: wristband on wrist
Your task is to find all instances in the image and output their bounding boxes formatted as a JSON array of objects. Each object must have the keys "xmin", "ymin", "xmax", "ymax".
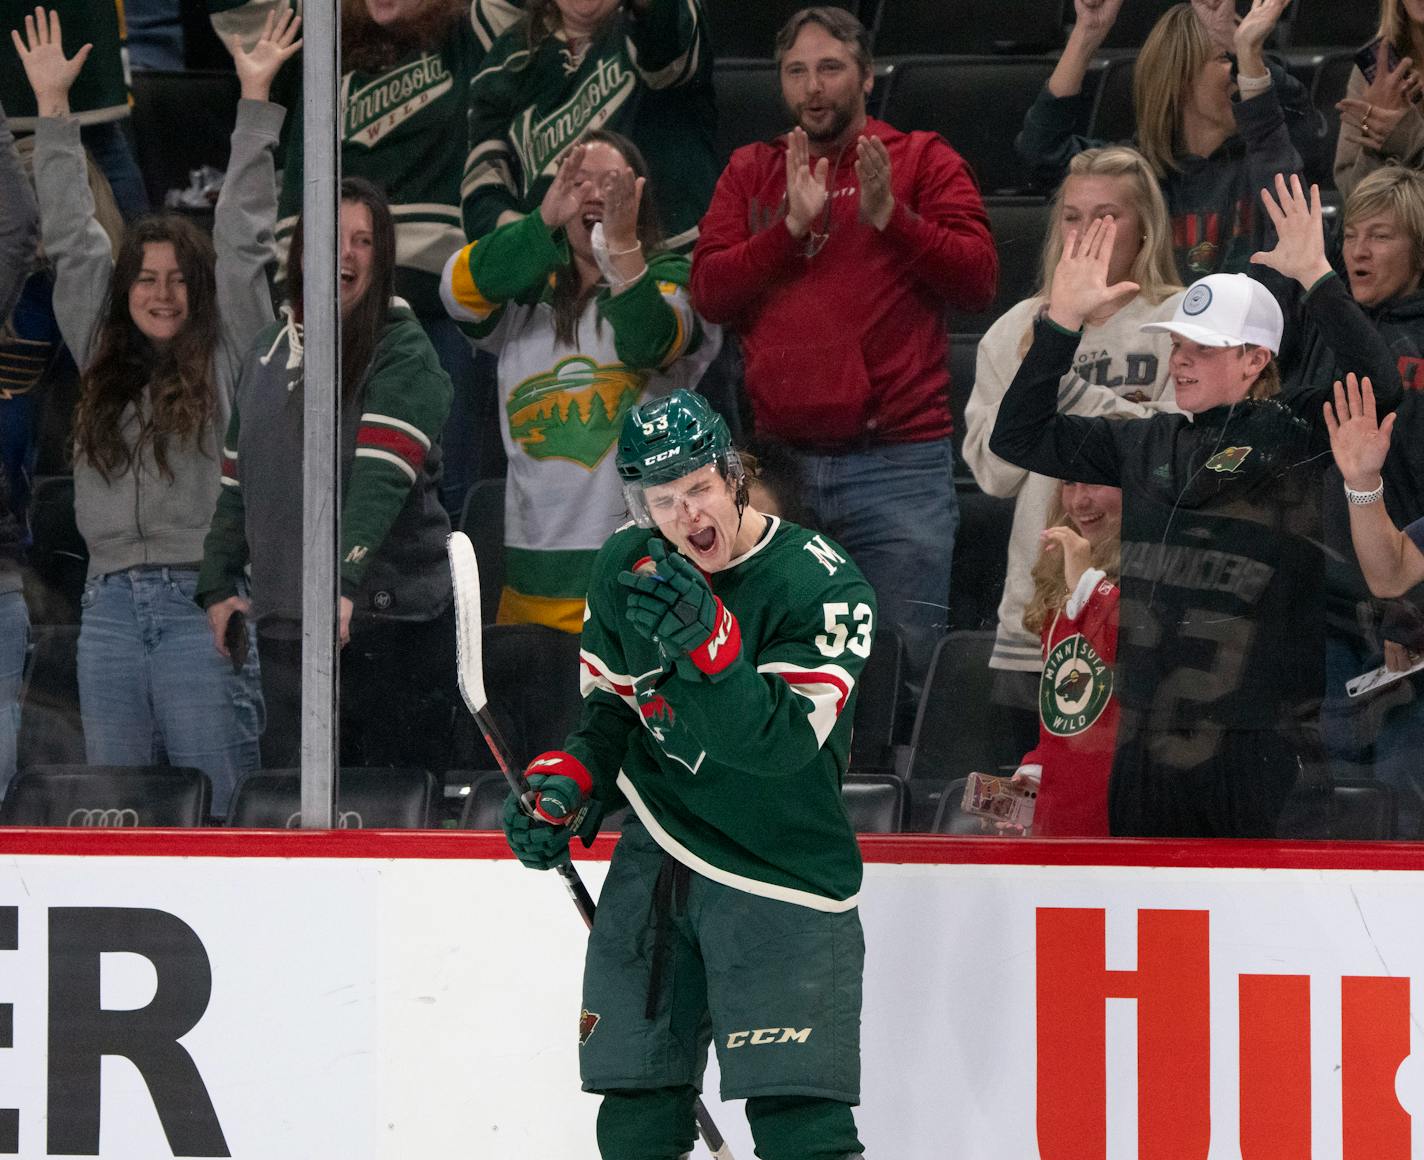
[{"xmin": 1344, "ymin": 478, "xmax": 1385, "ymax": 505}]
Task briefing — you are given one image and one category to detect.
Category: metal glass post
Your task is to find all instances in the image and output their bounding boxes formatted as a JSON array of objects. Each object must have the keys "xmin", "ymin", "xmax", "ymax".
[{"xmin": 300, "ymin": 0, "xmax": 339, "ymax": 827}]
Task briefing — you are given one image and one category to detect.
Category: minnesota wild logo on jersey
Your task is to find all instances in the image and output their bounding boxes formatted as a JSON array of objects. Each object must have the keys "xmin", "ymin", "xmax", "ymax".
[
  {"xmin": 507, "ymin": 358, "xmax": 646, "ymax": 468},
  {"xmin": 1040, "ymin": 633, "xmax": 1113, "ymax": 737},
  {"xmin": 633, "ymin": 672, "xmax": 706, "ymax": 774}
]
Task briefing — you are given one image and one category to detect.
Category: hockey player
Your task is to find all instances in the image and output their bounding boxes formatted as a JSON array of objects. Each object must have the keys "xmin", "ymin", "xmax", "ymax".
[
  {"xmin": 502, "ymin": 390, "xmax": 873, "ymax": 1160},
  {"xmin": 990, "ymin": 173, "xmax": 1401, "ymax": 838}
]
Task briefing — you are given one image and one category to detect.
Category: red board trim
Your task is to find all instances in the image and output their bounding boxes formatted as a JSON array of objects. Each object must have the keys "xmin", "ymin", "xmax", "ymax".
[{"xmin": 1, "ymin": 829, "xmax": 1424, "ymax": 871}]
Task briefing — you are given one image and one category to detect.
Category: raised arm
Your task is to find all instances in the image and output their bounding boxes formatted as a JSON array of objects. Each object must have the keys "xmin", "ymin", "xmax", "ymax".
[
  {"xmin": 622, "ymin": 0, "xmax": 707, "ymax": 90},
  {"xmin": 1324, "ymin": 373, "xmax": 1424, "ymax": 598}
]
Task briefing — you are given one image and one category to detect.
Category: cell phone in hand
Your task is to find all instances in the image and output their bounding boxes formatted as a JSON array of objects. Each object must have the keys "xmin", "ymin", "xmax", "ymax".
[
  {"xmin": 1356, "ymin": 36, "xmax": 1404, "ymax": 86},
  {"xmin": 224, "ymin": 609, "xmax": 249, "ymax": 673},
  {"xmin": 960, "ymin": 770, "xmax": 1037, "ymax": 829}
]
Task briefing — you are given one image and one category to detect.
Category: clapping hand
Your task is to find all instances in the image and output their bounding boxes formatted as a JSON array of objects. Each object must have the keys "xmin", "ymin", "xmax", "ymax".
[
  {"xmin": 226, "ymin": 4, "xmax": 302, "ymax": 103},
  {"xmin": 1046, "ymin": 216, "xmax": 1140, "ymax": 332},
  {"xmin": 784, "ymin": 127, "xmax": 829, "ymax": 240},
  {"xmin": 855, "ymin": 135, "xmax": 894, "ymax": 230},
  {"xmin": 539, "ymin": 142, "xmax": 590, "ymax": 232},
  {"xmin": 1249, "ymin": 173, "xmax": 1333, "ymax": 289},
  {"xmin": 11, "ymin": 7, "xmax": 90, "ymax": 119},
  {"xmin": 1324, "ymin": 372, "xmax": 1394, "ymax": 494},
  {"xmin": 597, "ymin": 164, "xmax": 644, "ymax": 253}
]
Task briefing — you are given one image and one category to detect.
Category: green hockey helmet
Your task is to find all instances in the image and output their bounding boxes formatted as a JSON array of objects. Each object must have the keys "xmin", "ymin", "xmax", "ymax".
[{"xmin": 617, "ymin": 391, "xmax": 745, "ymax": 527}]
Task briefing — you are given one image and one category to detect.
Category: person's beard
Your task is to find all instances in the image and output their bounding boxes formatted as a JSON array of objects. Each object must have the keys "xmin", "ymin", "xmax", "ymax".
[{"xmin": 792, "ymin": 97, "xmax": 855, "ymax": 145}]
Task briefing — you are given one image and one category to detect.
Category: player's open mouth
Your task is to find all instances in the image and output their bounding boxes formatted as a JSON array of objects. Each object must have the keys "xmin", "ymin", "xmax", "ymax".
[{"xmin": 688, "ymin": 527, "xmax": 717, "ymax": 554}]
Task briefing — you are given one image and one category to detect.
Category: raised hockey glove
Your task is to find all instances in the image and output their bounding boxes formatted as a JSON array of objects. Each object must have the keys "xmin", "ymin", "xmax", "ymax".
[
  {"xmin": 617, "ymin": 539, "xmax": 741, "ymax": 681},
  {"xmin": 501, "ymin": 755, "xmax": 603, "ymax": 871}
]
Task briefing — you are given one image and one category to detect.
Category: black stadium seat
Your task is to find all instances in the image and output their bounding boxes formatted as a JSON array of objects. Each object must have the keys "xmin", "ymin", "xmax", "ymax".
[
  {"xmin": 227, "ymin": 768, "xmax": 437, "ymax": 828},
  {"xmin": 873, "ymin": 0, "xmax": 1065, "ymax": 56},
  {"xmin": 947, "ymin": 486, "xmax": 1015, "ymax": 634},
  {"xmin": 949, "ymin": 196, "xmax": 1052, "ymax": 331},
  {"xmin": 1307, "ymin": 52, "xmax": 1357, "ymax": 189},
  {"xmin": 458, "ymin": 477, "xmax": 506, "ymax": 623},
  {"xmin": 841, "ymin": 772, "xmax": 907, "ymax": 833},
  {"xmin": 713, "ymin": 60, "xmax": 791, "ymax": 164},
  {"xmin": 906, "ymin": 630, "xmax": 998, "ymax": 783},
  {"xmin": 948, "ymin": 333, "xmax": 981, "ymax": 481},
  {"xmin": 0, "ymin": 764, "xmax": 210, "ymax": 827},
  {"xmin": 705, "ymin": 0, "xmax": 860, "ymax": 60},
  {"xmin": 1086, "ymin": 54, "xmax": 1136, "ymax": 146},
  {"xmin": 1282, "ymin": 0, "xmax": 1377, "ymax": 50},
  {"xmin": 850, "ymin": 625, "xmax": 903, "ymax": 772},
  {"xmin": 931, "ymin": 776, "xmax": 988, "ymax": 835},
  {"xmin": 27, "ymin": 475, "xmax": 87, "ymax": 624},
  {"xmin": 880, "ymin": 57, "xmax": 1060, "ymax": 195}
]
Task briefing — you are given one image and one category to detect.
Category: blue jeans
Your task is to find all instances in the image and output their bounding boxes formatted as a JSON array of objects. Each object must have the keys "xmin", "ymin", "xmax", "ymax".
[
  {"xmin": 792, "ymin": 438, "xmax": 958, "ymax": 712},
  {"xmin": 0, "ymin": 590, "xmax": 27, "ymax": 796},
  {"xmin": 78, "ymin": 567, "xmax": 262, "ymax": 817}
]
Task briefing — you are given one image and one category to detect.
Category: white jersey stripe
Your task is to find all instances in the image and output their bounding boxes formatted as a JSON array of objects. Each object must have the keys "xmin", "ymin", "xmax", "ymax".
[{"xmin": 757, "ymin": 661, "xmax": 855, "ymax": 748}]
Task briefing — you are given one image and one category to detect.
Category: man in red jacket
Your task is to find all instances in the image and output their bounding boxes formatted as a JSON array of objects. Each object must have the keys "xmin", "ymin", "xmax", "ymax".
[{"xmin": 691, "ymin": 5, "xmax": 997, "ymax": 705}]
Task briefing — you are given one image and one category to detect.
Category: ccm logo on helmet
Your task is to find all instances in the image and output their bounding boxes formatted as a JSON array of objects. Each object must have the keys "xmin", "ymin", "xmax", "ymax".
[
  {"xmin": 725, "ymin": 1027, "xmax": 813, "ymax": 1049},
  {"xmin": 642, "ymin": 445, "xmax": 685, "ymax": 466}
]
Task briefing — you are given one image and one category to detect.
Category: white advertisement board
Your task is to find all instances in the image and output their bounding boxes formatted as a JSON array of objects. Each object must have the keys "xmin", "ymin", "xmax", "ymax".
[{"xmin": 0, "ymin": 834, "xmax": 1419, "ymax": 1159}]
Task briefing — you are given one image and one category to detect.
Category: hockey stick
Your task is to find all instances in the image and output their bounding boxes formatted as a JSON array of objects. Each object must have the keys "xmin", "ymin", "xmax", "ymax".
[{"xmin": 446, "ymin": 532, "xmax": 734, "ymax": 1160}]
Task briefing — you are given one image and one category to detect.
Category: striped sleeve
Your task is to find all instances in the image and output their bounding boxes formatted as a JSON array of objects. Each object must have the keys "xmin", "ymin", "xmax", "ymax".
[
  {"xmin": 441, "ymin": 210, "xmax": 564, "ymax": 339},
  {"xmin": 755, "ymin": 661, "xmax": 856, "ymax": 748},
  {"xmin": 470, "ymin": 0, "xmax": 524, "ymax": 52},
  {"xmin": 624, "ymin": 0, "xmax": 707, "ymax": 92},
  {"xmin": 598, "ymin": 252, "xmax": 703, "ymax": 371},
  {"xmin": 461, "ymin": 47, "xmax": 528, "ymax": 239},
  {"xmin": 339, "ymin": 319, "xmax": 453, "ymax": 592}
]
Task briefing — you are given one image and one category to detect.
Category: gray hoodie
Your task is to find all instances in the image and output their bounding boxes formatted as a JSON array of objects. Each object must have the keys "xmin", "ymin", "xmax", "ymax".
[
  {"xmin": 0, "ymin": 100, "xmax": 37, "ymax": 597},
  {"xmin": 35, "ymin": 98, "xmax": 285, "ymax": 579}
]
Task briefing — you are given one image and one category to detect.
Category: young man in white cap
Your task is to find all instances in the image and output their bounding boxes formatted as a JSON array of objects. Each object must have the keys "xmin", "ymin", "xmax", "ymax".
[{"xmin": 991, "ymin": 174, "xmax": 1399, "ymax": 838}]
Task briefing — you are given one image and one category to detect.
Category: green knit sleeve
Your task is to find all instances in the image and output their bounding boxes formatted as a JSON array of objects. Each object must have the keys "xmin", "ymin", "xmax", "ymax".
[
  {"xmin": 596, "ymin": 251, "xmax": 703, "ymax": 370},
  {"xmin": 196, "ymin": 405, "xmax": 249, "ymax": 608},
  {"xmin": 440, "ymin": 210, "xmax": 565, "ymax": 340}
]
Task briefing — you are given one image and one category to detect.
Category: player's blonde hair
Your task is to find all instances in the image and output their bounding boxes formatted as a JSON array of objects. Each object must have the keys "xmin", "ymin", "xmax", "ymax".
[
  {"xmin": 1133, "ymin": 3, "xmax": 1217, "ymax": 177},
  {"xmin": 1022, "ymin": 483, "xmax": 1122, "ymax": 638}
]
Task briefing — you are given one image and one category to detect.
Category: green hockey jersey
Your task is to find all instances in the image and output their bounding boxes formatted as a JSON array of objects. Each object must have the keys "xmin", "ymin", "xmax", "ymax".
[
  {"xmin": 571, "ymin": 518, "xmax": 874, "ymax": 910},
  {"xmin": 462, "ymin": 0, "xmax": 717, "ymax": 252}
]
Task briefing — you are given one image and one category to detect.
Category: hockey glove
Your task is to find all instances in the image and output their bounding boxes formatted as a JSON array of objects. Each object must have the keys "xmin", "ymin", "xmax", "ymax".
[
  {"xmin": 617, "ymin": 539, "xmax": 742, "ymax": 681},
  {"xmin": 501, "ymin": 756, "xmax": 603, "ymax": 872}
]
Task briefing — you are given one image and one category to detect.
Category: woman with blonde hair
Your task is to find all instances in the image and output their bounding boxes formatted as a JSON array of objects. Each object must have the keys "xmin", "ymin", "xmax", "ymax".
[
  {"xmin": 1333, "ymin": 0, "xmax": 1424, "ymax": 199},
  {"xmin": 1008, "ymin": 480, "xmax": 1124, "ymax": 837},
  {"xmin": 1016, "ymin": 0, "xmax": 1302, "ymax": 281},
  {"xmin": 963, "ymin": 144, "xmax": 1180, "ymax": 767}
]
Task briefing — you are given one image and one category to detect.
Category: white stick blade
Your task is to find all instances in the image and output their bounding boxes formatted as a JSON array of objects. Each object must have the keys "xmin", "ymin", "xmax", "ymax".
[{"xmin": 447, "ymin": 531, "xmax": 488, "ymax": 716}]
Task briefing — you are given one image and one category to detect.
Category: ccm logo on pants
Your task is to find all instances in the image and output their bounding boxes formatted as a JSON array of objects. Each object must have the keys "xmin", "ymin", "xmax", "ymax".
[{"xmin": 725, "ymin": 1027, "xmax": 813, "ymax": 1049}]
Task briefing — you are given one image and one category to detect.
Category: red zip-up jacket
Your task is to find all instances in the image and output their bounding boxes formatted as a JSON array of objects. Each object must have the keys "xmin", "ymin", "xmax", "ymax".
[{"xmin": 691, "ymin": 116, "xmax": 997, "ymax": 445}]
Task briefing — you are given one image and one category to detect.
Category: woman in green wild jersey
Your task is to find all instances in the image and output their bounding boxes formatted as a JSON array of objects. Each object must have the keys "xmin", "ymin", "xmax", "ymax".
[
  {"xmin": 503, "ymin": 391, "xmax": 872, "ymax": 1160},
  {"xmin": 462, "ymin": 0, "xmax": 717, "ymax": 253},
  {"xmin": 440, "ymin": 130, "xmax": 718, "ymax": 634}
]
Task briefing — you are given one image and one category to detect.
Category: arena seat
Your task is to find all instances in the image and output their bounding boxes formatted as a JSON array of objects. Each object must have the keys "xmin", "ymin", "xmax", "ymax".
[
  {"xmin": 458, "ymin": 477, "xmax": 505, "ymax": 623},
  {"xmin": 949, "ymin": 196, "xmax": 1052, "ymax": 331},
  {"xmin": 905, "ymin": 630, "xmax": 998, "ymax": 784},
  {"xmin": 841, "ymin": 772, "xmax": 907, "ymax": 833},
  {"xmin": 1278, "ymin": 777, "xmax": 1397, "ymax": 841},
  {"xmin": 1093, "ymin": 0, "xmax": 1186, "ymax": 50},
  {"xmin": 450, "ymin": 623, "xmax": 584, "ymax": 773},
  {"xmin": 1281, "ymin": 0, "xmax": 1377, "ymax": 49},
  {"xmin": 0, "ymin": 764, "xmax": 209, "ymax": 827},
  {"xmin": 128, "ymin": 69, "xmax": 241, "ymax": 212},
  {"xmin": 1086, "ymin": 53, "xmax": 1136, "ymax": 145},
  {"xmin": 930, "ymin": 776, "xmax": 990, "ymax": 835},
  {"xmin": 712, "ymin": 60, "xmax": 791, "ymax": 164},
  {"xmin": 947, "ymin": 486, "xmax": 1014, "ymax": 635},
  {"xmin": 873, "ymin": 0, "xmax": 1064, "ymax": 56},
  {"xmin": 1306, "ymin": 51, "xmax": 1357, "ymax": 189},
  {"xmin": 227, "ymin": 767, "xmax": 437, "ymax": 829},
  {"xmin": 704, "ymin": 0, "xmax": 861, "ymax": 60},
  {"xmin": 850, "ymin": 625, "xmax": 903, "ymax": 772},
  {"xmin": 880, "ymin": 58, "xmax": 1061, "ymax": 195},
  {"xmin": 27, "ymin": 475, "xmax": 86, "ymax": 625},
  {"xmin": 16, "ymin": 624, "xmax": 84, "ymax": 770}
]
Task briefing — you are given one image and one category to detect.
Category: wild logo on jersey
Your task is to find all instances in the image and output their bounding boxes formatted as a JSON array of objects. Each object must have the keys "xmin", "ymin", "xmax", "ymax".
[
  {"xmin": 344, "ymin": 55, "xmax": 453, "ymax": 147},
  {"xmin": 513, "ymin": 57, "xmax": 636, "ymax": 186},
  {"xmin": 1041, "ymin": 633, "xmax": 1113, "ymax": 737},
  {"xmin": 633, "ymin": 672, "xmax": 706, "ymax": 774},
  {"xmin": 508, "ymin": 358, "xmax": 645, "ymax": 468}
]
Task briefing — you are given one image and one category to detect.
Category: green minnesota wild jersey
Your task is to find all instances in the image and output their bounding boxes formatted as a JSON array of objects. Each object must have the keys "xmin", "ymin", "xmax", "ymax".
[
  {"xmin": 570, "ymin": 518, "xmax": 874, "ymax": 910},
  {"xmin": 462, "ymin": 0, "xmax": 717, "ymax": 252}
]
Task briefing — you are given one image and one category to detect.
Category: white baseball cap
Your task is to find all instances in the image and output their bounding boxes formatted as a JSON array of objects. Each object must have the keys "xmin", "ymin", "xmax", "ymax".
[{"xmin": 1141, "ymin": 273, "xmax": 1284, "ymax": 354}]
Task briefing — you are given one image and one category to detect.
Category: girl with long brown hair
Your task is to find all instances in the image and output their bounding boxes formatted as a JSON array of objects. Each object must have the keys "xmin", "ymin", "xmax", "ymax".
[
  {"xmin": 441, "ymin": 130, "xmax": 718, "ymax": 632},
  {"xmin": 16, "ymin": 7, "xmax": 300, "ymax": 816}
]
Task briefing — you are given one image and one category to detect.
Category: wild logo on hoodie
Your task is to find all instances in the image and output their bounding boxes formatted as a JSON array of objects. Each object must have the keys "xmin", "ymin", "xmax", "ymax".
[
  {"xmin": 1041, "ymin": 633, "xmax": 1112, "ymax": 737},
  {"xmin": 507, "ymin": 358, "xmax": 645, "ymax": 468},
  {"xmin": 344, "ymin": 55, "xmax": 453, "ymax": 148}
]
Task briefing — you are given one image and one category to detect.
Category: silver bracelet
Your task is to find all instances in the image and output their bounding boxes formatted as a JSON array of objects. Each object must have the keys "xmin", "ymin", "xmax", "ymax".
[
  {"xmin": 606, "ymin": 241, "xmax": 643, "ymax": 257},
  {"xmin": 1344, "ymin": 479, "xmax": 1385, "ymax": 505}
]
